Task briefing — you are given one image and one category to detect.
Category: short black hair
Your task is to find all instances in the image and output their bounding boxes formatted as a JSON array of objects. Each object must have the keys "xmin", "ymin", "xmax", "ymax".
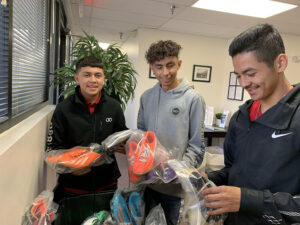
[
  {"xmin": 145, "ymin": 40, "xmax": 182, "ymax": 64},
  {"xmin": 75, "ymin": 56, "xmax": 103, "ymax": 73},
  {"xmin": 229, "ymin": 24, "xmax": 285, "ymax": 67}
]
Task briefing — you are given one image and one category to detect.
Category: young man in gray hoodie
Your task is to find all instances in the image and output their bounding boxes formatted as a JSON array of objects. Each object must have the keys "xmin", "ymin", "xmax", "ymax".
[{"xmin": 137, "ymin": 40, "xmax": 206, "ymax": 225}]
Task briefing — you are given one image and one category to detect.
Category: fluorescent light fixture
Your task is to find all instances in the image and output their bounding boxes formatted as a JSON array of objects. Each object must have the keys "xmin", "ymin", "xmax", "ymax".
[
  {"xmin": 192, "ymin": 0, "xmax": 297, "ymax": 18},
  {"xmin": 99, "ymin": 42, "xmax": 110, "ymax": 49}
]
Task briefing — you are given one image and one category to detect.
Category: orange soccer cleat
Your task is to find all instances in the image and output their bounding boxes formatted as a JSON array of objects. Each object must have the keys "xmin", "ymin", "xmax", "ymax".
[
  {"xmin": 46, "ymin": 147, "xmax": 102, "ymax": 169},
  {"xmin": 132, "ymin": 131, "xmax": 156, "ymax": 175},
  {"xmin": 128, "ymin": 141, "xmax": 143, "ymax": 183}
]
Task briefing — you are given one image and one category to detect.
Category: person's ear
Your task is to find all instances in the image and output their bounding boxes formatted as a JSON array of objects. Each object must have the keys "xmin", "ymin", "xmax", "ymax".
[
  {"xmin": 177, "ymin": 59, "xmax": 182, "ymax": 69},
  {"xmin": 275, "ymin": 54, "xmax": 288, "ymax": 73},
  {"xmin": 74, "ymin": 74, "xmax": 79, "ymax": 84}
]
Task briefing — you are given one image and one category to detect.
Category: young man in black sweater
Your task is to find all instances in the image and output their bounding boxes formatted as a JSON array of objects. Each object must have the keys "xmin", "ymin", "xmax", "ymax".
[{"xmin": 46, "ymin": 56, "xmax": 127, "ymax": 203}]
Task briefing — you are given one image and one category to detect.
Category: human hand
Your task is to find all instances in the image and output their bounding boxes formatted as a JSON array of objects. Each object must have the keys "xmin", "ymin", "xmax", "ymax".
[
  {"xmin": 172, "ymin": 178, "xmax": 180, "ymax": 184},
  {"xmin": 113, "ymin": 142, "xmax": 126, "ymax": 154},
  {"xmin": 72, "ymin": 167, "xmax": 91, "ymax": 176},
  {"xmin": 202, "ymin": 185, "xmax": 241, "ymax": 215},
  {"xmin": 198, "ymin": 170, "xmax": 208, "ymax": 179},
  {"xmin": 92, "ymin": 160, "xmax": 105, "ymax": 167}
]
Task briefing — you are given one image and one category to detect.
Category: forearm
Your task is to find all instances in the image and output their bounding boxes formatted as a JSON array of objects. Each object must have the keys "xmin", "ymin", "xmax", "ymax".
[
  {"xmin": 183, "ymin": 144, "xmax": 205, "ymax": 168},
  {"xmin": 239, "ymin": 188, "xmax": 300, "ymax": 224}
]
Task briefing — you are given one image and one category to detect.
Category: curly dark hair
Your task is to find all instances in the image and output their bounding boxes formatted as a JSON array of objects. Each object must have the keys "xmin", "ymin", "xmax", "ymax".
[
  {"xmin": 75, "ymin": 56, "xmax": 103, "ymax": 73},
  {"xmin": 229, "ymin": 24, "xmax": 285, "ymax": 67},
  {"xmin": 145, "ymin": 40, "xmax": 182, "ymax": 64}
]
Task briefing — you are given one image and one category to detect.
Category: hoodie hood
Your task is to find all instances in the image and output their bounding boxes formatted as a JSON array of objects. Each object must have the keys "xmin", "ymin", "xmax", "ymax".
[{"xmin": 154, "ymin": 78, "xmax": 194, "ymax": 98}]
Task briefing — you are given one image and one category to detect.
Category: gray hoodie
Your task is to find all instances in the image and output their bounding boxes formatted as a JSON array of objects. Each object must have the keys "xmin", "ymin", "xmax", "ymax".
[{"xmin": 137, "ymin": 78, "xmax": 206, "ymax": 197}]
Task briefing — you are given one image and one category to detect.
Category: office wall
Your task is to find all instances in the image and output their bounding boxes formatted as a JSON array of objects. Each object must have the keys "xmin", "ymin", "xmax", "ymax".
[
  {"xmin": 121, "ymin": 31, "xmax": 139, "ymax": 129},
  {"xmin": 282, "ymin": 34, "xmax": 300, "ymax": 84},
  {"xmin": 0, "ymin": 105, "xmax": 56, "ymax": 225}
]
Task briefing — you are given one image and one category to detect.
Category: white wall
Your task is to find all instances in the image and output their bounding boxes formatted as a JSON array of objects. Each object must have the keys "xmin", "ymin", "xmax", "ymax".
[
  {"xmin": 0, "ymin": 105, "xmax": 57, "ymax": 225},
  {"xmin": 282, "ymin": 34, "xmax": 300, "ymax": 85},
  {"xmin": 121, "ymin": 31, "xmax": 140, "ymax": 129}
]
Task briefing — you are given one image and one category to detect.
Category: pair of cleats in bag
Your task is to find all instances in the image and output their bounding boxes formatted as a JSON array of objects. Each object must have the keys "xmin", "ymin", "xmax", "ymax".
[
  {"xmin": 46, "ymin": 144, "xmax": 105, "ymax": 169},
  {"xmin": 128, "ymin": 131, "xmax": 157, "ymax": 183},
  {"xmin": 112, "ymin": 192, "xmax": 145, "ymax": 225},
  {"xmin": 22, "ymin": 197, "xmax": 56, "ymax": 225}
]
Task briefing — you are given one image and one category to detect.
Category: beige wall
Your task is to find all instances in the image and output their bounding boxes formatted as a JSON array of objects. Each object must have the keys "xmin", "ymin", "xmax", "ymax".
[
  {"xmin": 282, "ymin": 34, "xmax": 300, "ymax": 85},
  {"xmin": 122, "ymin": 31, "xmax": 139, "ymax": 129},
  {"xmin": 0, "ymin": 105, "xmax": 56, "ymax": 225}
]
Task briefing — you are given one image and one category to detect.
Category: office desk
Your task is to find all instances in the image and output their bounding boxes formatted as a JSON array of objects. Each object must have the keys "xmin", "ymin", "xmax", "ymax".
[{"xmin": 204, "ymin": 127, "xmax": 227, "ymax": 146}]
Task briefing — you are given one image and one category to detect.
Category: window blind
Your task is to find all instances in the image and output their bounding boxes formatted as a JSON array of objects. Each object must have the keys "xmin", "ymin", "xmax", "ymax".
[
  {"xmin": 0, "ymin": 1, "xmax": 9, "ymax": 123},
  {"xmin": 11, "ymin": 0, "xmax": 48, "ymax": 117}
]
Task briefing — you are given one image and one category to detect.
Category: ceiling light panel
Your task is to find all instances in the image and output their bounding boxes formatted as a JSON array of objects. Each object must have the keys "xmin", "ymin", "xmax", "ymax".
[{"xmin": 192, "ymin": 0, "xmax": 297, "ymax": 18}]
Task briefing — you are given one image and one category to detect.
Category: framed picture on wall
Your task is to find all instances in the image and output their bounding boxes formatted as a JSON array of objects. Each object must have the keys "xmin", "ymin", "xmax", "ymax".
[
  {"xmin": 192, "ymin": 65, "xmax": 212, "ymax": 82},
  {"xmin": 149, "ymin": 67, "xmax": 156, "ymax": 79},
  {"xmin": 227, "ymin": 72, "xmax": 244, "ymax": 101}
]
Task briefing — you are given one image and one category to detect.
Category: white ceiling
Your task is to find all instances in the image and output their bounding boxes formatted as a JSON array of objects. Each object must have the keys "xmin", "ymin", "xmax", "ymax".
[{"xmin": 62, "ymin": 0, "xmax": 300, "ymax": 44}]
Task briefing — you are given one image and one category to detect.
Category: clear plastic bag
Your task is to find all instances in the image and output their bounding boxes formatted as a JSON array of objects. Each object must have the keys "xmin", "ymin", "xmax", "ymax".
[
  {"xmin": 168, "ymin": 160, "xmax": 226, "ymax": 225},
  {"xmin": 101, "ymin": 129, "xmax": 138, "ymax": 153},
  {"xmin": 22, "ymin": 190, "xmax": 58, "ymax": 225},
  {"xmin": 110, "ymin": 188, "xmax": 145, "ymax": 225},
  {"xmin": 125, "ymin": 130, "xmax": 177, "ymax": 185},
  {"xmin": 144, "ymin": 204, "xmax": 167, "ymax": 225}
]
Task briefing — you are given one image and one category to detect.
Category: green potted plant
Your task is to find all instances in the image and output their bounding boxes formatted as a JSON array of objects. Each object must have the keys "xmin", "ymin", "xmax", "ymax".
[
  {"xmin": 52, "ymin": 32, "xmax": 137, "ymax": 110},
  {"xmin": 215, "ymin": 113, "xmax": 223, "ymax": 126}
]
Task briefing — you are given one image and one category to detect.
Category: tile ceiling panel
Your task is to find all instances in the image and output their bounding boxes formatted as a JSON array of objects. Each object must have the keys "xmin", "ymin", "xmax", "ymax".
[
  {"xmin": 81, "ymin": 0, "xmax": 187, "ymax": 17},
  {"xmin": 161, "ymin": 19, "xmax": 240, "ymax": 38},
  {"xmin": 63, "ymin": 0, "xmax": 300, "ymax": 44},
  {"xmin": 90, "ymin": 7, "xmax": 169, "ymax": 27}
]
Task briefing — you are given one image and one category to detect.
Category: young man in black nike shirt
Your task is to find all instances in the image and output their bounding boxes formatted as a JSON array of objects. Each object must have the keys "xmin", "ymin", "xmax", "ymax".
[{"xmin": 202, "ymin": 24, "xmax": 300, "ymax": 225}]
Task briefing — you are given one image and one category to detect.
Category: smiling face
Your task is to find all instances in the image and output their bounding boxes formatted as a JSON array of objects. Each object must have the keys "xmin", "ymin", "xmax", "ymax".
[
  {"xmin": 150, "ymin": 56, "xmax": 181, "ymax": 91},
  {"xmin": 232, "ymin": 51, "xmax": 282, "ymax": 103},
  {"xmin": 74, "ymin": 66, "xmax": 105, "ymax": 103}
]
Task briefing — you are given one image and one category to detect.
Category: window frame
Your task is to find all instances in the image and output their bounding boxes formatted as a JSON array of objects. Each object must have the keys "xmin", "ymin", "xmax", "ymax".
[{"xmin": 0, "ymin": 0, "xmax": 51, "ymax": 134}]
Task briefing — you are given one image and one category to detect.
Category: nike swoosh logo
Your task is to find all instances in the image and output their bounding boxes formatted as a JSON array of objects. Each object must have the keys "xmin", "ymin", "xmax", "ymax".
[{"xmin": 271, "ymin": 132, "xmax": 292, "ymax": 139}]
